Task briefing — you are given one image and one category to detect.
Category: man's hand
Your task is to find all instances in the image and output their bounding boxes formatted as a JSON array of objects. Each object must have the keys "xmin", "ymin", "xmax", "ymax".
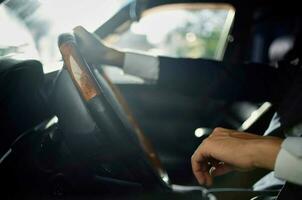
[
  {"xmin": 73, "ymin": 26, "xmax": 125, "ymax": 67},
  {"xmin": 191, "ymin": 127, "xmax": 283, "ymax": 186}
]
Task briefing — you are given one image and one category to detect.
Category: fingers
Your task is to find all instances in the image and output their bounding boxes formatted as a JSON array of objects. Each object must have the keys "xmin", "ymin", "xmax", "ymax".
[
  {"xmin": 192, "ymin": 129, "xmax": 237, "ymax": 186},
  {"xmin": 191, "ymin": 127, "xmax": 260, "ymax": 186},
  {"xmin": 73, "ymin": 26, "xmax": 89, "ymax": 44},
  {"xmin": 211, "ymin": 163, "xmax": 233, "ymax": 176},
  {"xmin": 192, "ymin": 152, "xmax": 231, "ymax": 186},
  {"xmin": 191, "ymin": 158, "xmax": 213, "ymax": 186},
  {"xmin": 73, "ymin": 26, "xmax": 92, "ymax": 51},
  {"xmin": 204, "ymin": 168, "xmax": 213, "ymax": 186},
  {"xmin": 73, "ymin": 26, "xmax": 94, "ymax": 41},
  {"xmin": 191, "ymin": 144, "xmax": 206, "ymax": 185},
  {"xmin": 73, "ymin": 26, "xmax": 105, "ymax": 64},
  {"xmin": 73, "ymin": 26, "xmax": 100, "ymax": 46},
  {"xmin": 191, "ymin": 157, "xmax": 206, "ymax": 185},
  {"xmin": 191, "ymin": 156, "xmax": 218, "ymax": 186},
  {"xmin": 191, "ymin": 141, "xmax": 214, "ymax": 187}
]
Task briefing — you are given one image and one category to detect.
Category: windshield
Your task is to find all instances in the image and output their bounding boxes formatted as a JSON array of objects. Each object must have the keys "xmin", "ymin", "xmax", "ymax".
[
  {"xmin": 104, "ymin": 3, "xmax": 235, "ymax": 84},
  {"xmin": 0, "ymin": 0, "xmax": 130, "ymax": 73},
  {"xmin": 107, "ymin": 4, "xmax": 235, "ymax": 60}
]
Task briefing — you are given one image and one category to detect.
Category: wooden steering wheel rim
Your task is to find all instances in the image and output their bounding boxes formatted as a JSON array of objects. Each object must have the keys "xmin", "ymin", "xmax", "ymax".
[{"xmin": 58, "ymin": 34, "xmax": 170, "ymax": 186}]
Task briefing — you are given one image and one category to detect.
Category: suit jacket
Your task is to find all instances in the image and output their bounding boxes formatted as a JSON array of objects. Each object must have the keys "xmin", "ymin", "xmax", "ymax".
[{"xmin": 157, "ymin": 56, "xmax": 302, "ymax": 128}]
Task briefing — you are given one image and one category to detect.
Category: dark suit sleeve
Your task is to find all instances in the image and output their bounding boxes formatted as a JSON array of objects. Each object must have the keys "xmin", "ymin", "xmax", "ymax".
[{"xmin": 157, "ymin": 56, "xmax": 298, "ymax": 104}]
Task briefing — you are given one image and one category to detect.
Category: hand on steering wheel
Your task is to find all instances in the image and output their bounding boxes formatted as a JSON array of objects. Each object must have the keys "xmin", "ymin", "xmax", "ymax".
[{"xmin": 73, "ymin": 26, "xmax": 125, "ymax": 67}]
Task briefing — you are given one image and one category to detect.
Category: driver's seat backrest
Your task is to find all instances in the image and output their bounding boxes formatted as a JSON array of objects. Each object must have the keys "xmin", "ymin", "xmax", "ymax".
[{"xmin": 0, "ymin": 59, "xmax": 45, "ymax": 155}]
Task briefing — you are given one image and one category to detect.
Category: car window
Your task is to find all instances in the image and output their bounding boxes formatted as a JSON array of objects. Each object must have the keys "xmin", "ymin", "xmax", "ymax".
[
  {"xmin": 0, "ymin": 5, "xmax": 39, "ymax": 61},
  {"xmin": 0, "ymin": 0, "xmax": 130, "ymax": 73},
  {"xmin": 104, "ymin": 3, "xmax": 235, "ymax": 83}
]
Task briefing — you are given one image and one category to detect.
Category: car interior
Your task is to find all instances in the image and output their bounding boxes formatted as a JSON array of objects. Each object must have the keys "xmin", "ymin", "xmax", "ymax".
[{"xmin": 0, "ymin": 0, "xmax": 301, "ymax": 199}]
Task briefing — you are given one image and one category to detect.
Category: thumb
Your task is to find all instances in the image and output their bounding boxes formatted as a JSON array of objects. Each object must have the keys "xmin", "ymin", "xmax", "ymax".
[
  {"xmin": 73, "ymin": 26, "xmax": 92, "ymax": 39},
  {"xmin": 211, "ymin": 163, "xmax": 233, "ymax": 177},
  {"xmin": 73, "ymin": 26, "xmax": 101, "ymax": 46}
]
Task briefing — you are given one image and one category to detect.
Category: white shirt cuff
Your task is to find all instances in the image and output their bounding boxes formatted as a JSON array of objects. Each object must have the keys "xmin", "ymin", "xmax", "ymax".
[
  {"xmin": 274, "ymin": 137, "xmax": 302, "ymax": 185},
  {"xmin": 123, "ymin": 52, "xmax": 159, "ymax": 81},
  {"xmin": 282, "ymin": 137, "xmax": 302, "ymax": 157}
]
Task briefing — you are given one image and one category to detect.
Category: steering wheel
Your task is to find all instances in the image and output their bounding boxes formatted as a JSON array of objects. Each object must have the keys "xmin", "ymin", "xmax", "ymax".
[{"xmin": 57, "ymin": 33, "xmax": 170, "ymax": 189}]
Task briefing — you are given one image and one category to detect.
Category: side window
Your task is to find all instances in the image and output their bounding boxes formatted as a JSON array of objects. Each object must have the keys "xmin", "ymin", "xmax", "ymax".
[
  {"xmin": 105, "ymin": 3, "xmax": 235, "ymax": 83},
  {"xmin": 0, "ymin": 5, "xmax": 38, "ymax": 61},
  {"xmin": 1, "ymin": 0, "xmax": 131, "ymax": 73}
]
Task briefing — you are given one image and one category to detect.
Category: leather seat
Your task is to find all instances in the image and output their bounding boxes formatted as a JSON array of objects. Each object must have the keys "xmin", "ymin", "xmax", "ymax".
[{"xmin": 0, "ymin": 58, "xmax": 46, "ymax": 155}]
